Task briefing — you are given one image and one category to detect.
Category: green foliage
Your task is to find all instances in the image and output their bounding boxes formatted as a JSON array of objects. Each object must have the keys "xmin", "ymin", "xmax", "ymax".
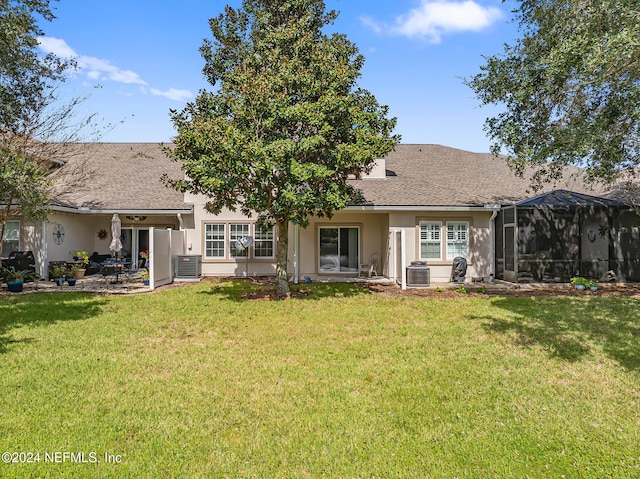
[
  {"xmin": 477, "ymin": 285, "xmax": 486, "ymax": 294},
  {"xmin": 570, "ymin": 276, "xmax": 590, "ymax": 287},
  {"xmin": 164, "ymin": 0, "xmax": 398, "ymax": 295},
  {"xmin": 0, "ymin": 0, "xmax": 66, "ymax": 132},
  {"xmin": 455, "ymin": 286, "xmax": 468, "ymax": 294},
  {"xmin": 0, "ymin": 266, "xmax": 37, "ymax": 283},
  {"xmin": 466, "ymin": 0, "xmax": 640, "ymax": 189},
  {"xmin": 71, "ymin": 250, "xmax": 90, "ymax": 265},
  {"xmin": 50, "ymin": 265, "xmax": 67, "ymax": 279}
]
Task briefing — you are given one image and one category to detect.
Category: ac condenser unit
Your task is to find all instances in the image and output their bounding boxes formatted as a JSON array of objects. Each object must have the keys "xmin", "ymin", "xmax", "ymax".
[
  {"xmin": 407, "ymin": 261, "xmax": 430, "ymax": 287},
  {"xmin": 176, "ymin": 255, "xmax": 201, "ymax": 279}
]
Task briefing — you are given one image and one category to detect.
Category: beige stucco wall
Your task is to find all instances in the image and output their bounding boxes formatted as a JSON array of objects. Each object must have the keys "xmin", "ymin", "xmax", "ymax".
[
  {"xmin": 295, "ymin": 211, "xmax": 388, "ymax": 278},
  {"xmin": 46, "ymin": 212, "xmax": 98, "ymax": 263},
  {"xmin": 185, "ymin": 201, "xmax": 279, "ymax": 277},
  {"xmin": 388, "ymin": 210, "xmax": 493, "ymax": 283},
  {"xmin": 186, "ymin": 186, "xmax": 495, "ymax": 283}
]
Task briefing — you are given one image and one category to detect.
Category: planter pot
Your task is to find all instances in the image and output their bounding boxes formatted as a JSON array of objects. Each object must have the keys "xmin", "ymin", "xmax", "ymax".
[
  {"xmin": 590, "ymin": 285, "xmax": 598, "ymax": 292},
  {"xmin": 575, "ymin": 284, "xmax": 586, "ymax": 291},
  {"xmin": 75, "ymin": 269, "xmax": 86, "ymax": 279},
  {"xmin": 7, "ymin": 280, "xmax": 24, "ymax": 293},
  {"xmin": 67, "ymin": 278, "xmax": 77, "ymax": 286},
  {"xmin": 55, "ymin": 278, "xmax": 65, "ymax": 286},
  {"xmin": 142, "ymin": 279, "xmax": 150, "ymax": 286}
]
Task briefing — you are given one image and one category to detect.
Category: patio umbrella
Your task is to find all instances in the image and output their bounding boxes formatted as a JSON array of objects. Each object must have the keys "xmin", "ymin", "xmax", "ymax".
[{"xmin": 109, "ymin": 214, "xmax": 123, "ymax": 257}]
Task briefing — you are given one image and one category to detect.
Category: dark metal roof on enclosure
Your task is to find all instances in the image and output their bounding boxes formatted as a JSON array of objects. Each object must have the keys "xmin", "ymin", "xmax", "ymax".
[{"xmin": 516, "ymin": 189, "xmax": 629, "ymax": 207}]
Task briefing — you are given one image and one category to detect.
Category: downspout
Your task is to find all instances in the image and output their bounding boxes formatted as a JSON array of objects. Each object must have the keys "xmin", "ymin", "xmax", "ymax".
[
  {"xmin": 41, "ymin": 221, "xmax": 47, "ymax": 280},
  {"xmin": 293, "ymin": 224, "xmax": 299, "ymax": 284},
  {"xmin": 489, "ymin": 209, "xmax": 498, "ymax": 282},
  {"xmin": 401, "ymin": 229, "xmax": 407, "ymax": 290},
  {"xmin": 177, "ymin": 213, "xmax": 188, "ymax": 255}
]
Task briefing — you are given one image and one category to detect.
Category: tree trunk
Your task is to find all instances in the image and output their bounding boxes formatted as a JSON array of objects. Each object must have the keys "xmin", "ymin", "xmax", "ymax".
[{"xmin": 275, "ymin": 219, "xmax": 290, "ymax": 297}]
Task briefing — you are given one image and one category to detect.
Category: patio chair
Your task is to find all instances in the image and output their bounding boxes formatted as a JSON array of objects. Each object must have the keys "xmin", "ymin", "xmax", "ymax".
[{"xmin": 360, "ymin": 253, "xmax": 380, "ymax": 278}]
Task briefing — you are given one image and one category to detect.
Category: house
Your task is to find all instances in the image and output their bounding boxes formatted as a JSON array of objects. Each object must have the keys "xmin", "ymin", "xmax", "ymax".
[{"xmin": 3, "ymin": 143, "xmax": 638, "ymax": 286}]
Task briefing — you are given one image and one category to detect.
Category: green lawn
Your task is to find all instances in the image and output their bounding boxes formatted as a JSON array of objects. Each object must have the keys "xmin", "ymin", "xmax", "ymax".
[{"xmin": 1, "ymin": 281, "xmax": 639, "ymax": 478}]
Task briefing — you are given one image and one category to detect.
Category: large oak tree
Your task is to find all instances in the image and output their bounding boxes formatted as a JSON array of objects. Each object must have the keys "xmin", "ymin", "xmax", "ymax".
[
  {"xmin": 466, "ymin": 0, "xmax": 640, "ymax": 190},
  {"xmin": 165, "ymin": 0, "xmax": 398, "ymax": 295}
]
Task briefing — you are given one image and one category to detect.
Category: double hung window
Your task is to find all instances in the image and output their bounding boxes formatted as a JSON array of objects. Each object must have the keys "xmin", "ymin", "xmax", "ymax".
[
  {"xmin": 446, "ymin": 222, "xmax": 469, "ymax": 260},
  {"xmin": 2, "ymin": 220, "xmax": 19, "ymax": 255},
  {"xmin": 254, "ymin": 225, "xmax": 275, "ymax": 258},
  {"xmin": 229, "ymin": 224, "xmax": 250, "ymax": 257},
  {"xmin": 419, "ymin": 221, "xmax": 442, "ymax": 260},
  {"xmin": 205, "ymin": 224, "xmax": 225, "ymax": 258}
]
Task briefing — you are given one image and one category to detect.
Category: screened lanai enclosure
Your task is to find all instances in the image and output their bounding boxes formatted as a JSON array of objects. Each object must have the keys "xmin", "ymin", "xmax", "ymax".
[{"xmin": 495, "ymin": 190, "xmax": 640, "ymax": 283}]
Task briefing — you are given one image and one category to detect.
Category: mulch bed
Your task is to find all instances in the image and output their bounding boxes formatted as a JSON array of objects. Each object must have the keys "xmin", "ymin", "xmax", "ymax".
[{"xmin": 4, "ymin": 276, "xmax": 640, "ymax": 300}]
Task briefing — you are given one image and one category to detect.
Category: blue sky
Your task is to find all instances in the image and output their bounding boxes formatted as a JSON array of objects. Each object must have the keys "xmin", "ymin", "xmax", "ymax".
[{"xmin": 37, "ymin": 0, "xmax": 516, "ymax": 153}]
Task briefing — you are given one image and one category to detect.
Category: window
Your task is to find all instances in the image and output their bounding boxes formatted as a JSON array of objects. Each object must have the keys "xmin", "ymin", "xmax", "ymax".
[
  {"xmin": 447, "ymin": 222, "xmax": 469, "ymax": 260},
  {"xmin": 254, "ymin": 224, "xmax": 275, "ymax": 258},
  {"xmin": 2, "ymin": 220, "xmax": 19, "ymax": 255},
  {"xmin": 419, "ymin": 221, "xmax": 441, "ymax": 260},
  {"xmin": 229, "ymin": 223, "xmax": 250, "ymax": 257},
  {"xmin": 205, "ymin": 224, "xmax": 225, "ymax": 258},
  {"xmin": 319, "ymin": 226, "xmax": 359, "ymax": 273}
]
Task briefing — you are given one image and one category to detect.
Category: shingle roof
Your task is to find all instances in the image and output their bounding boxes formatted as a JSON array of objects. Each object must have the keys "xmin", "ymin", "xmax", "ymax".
[
  {"xmin": 351, "ymin": 144, "xmax": 605, "ymax": 207},
  {"xmin": 53, "ymin": 143, "xmax": 188, "ymax": 211},
  {"xmin": 52, "ymin": 142, "xmax": 614, "ymax": 211}
]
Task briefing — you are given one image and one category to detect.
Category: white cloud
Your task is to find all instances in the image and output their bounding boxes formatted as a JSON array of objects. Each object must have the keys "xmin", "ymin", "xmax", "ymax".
[
  {"xmin": 150, "ymin": 88, "xmax": 193, "ymax": 102},
  {"xmin": 37, "ymin": 36, "xmax": 147, "ymax": 85},
  {"xmin": 362, "ymin": 0, "xmax": 503, "ymax": 43},
  {"xmin": 37, "ymin": 37, "xmax": 191, "ymax": 103},
  {"xmin": 37, "ymin": 36, "xmax": 77, "ymax": 58}
]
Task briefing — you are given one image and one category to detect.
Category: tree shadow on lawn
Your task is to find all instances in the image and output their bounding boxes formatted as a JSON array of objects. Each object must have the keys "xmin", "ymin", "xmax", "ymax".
[
  {"xmin": 474, "ymin": 296, "xmax": 640, "ymax": 371},
  {"xmin": 0, "ymin": 293, "xmax": 107, "ymax": 354},
  {"xmin": 198, "ymin": 278, "xmax": 371, "ymax": 302}
]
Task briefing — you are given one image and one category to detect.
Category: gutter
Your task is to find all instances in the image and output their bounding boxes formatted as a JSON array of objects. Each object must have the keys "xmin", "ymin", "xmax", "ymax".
[
  {"xmin": 346, "ymin": 205, "xmax": 491, "ymax": 212},
  {"xmin": 50, "ymin": 205, "xmax": 193, "ymax": 215}
]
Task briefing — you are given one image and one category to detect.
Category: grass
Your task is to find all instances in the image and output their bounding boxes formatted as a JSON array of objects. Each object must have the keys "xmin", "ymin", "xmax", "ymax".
[{"xmin": 1, "ymin": 280, "xmax": 639, "ymax": 478}]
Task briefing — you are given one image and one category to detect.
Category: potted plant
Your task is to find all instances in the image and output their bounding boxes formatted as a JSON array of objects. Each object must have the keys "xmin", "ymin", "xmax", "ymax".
[
  {"xmin": 570, "ymin": 276, "xmax": 589, "ymax": 291},
  {"xmin": 51, "ymin": 265, "xmax": 67, "ymax": 286},
  {"xmin": 1, "ymin": 267, "xmax": 38, "ymax": 293},
  {"xmin": 589, "ymin": 279, "xmax": 598, "ymax": 292},
  {"xmin": 71, "ymin": 250, "xmax": 89, "ymax": 278},
  {"xmin": 139, "ymin": 268, "xmax": 150, "ymax": 286},
  {"xmin": 139, "ymin": 250, "xmax": 150, "ymax": 285}
]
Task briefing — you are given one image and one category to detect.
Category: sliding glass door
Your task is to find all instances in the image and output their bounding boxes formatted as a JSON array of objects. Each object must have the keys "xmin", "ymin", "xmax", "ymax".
[{"xmin": 318, "ymin": 226, "xmax": 359, "ymax": 273}]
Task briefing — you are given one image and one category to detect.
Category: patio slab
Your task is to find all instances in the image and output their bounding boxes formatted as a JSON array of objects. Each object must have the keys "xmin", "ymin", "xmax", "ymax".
[{"xmin": 0, "ymin": 274, "xmax": 151, "ymax": 296}]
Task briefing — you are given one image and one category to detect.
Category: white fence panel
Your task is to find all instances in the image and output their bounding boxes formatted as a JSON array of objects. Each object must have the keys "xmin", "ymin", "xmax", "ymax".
[{"xmin": 150, "ymin": 228, "xmax": 172, "ymax": 290}]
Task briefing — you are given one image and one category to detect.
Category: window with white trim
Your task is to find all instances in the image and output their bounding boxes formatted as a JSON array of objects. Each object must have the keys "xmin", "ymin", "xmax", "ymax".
[
  {"xmin": 205, "ymin": 224, "xmax": 225, "ymax": 258},
  {"xmin": 446, "ymin": 222, "xmax": 469, "ymax": 260},
  {"xmin": 2, "ymin": 220, "xmax": 19, "ymax": 255},
  {"xmin": 419, "ymin": 221, "xmax": 442, "ymax": 260},
  {"xmin": 254, "ymin": 224, "xmax": 275, "ymax": 258},
  {"xmin": 229, "ymin": 223, "xmax": 250, "ymax": 257}
]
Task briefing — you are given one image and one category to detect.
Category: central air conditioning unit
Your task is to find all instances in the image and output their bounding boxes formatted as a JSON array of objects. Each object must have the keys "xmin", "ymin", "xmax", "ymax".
[
  {"xmin": 175, "ymin": 255, "xmax": 201, "ymax": 279},
  {"xmin": 407, "ymin": 261, "xmax": 430, "ymax": 287}
]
